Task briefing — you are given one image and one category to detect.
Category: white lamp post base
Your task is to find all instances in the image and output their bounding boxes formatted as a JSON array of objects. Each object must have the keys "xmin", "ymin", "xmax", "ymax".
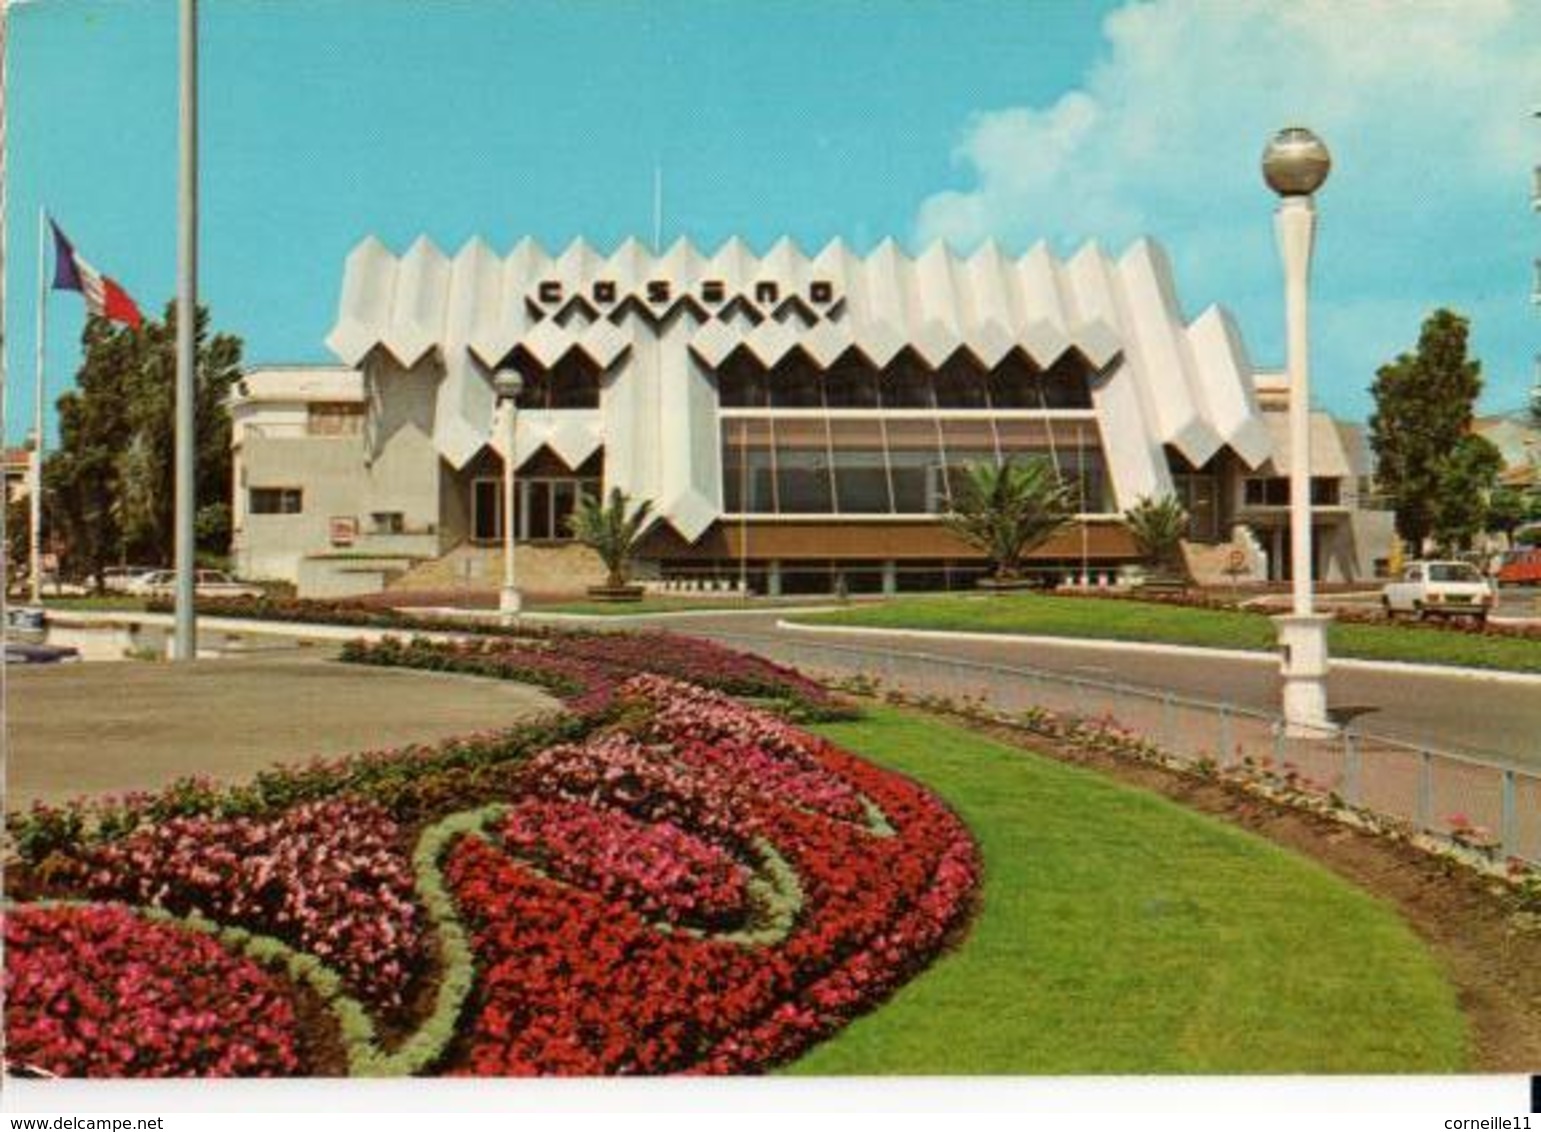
[
  {"xmin": 499, "ymin": 585, "xmax": 523, "ymax": 622},
  {"xmin": 1273, "ymin": 612, "xmax": 1337, "ymax": 738}
]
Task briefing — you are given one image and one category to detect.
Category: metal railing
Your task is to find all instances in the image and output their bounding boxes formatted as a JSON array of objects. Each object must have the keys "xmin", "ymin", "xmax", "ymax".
[{"xmin": 708, "ymin": 631, "xmax": 1540, "ymax": 868}]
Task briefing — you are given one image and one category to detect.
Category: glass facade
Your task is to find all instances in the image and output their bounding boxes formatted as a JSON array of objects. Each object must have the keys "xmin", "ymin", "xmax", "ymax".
[
  {"xmin": 717, "ymin": 347, "xmax": 1112, "ymax": 517},
  {"xmin": 510, "ymin": 351, "xmax": 602, "ymax": 410},
  {"xmin": 717, "ymin": 346, "xmax": 1096, "ymax": 411}
]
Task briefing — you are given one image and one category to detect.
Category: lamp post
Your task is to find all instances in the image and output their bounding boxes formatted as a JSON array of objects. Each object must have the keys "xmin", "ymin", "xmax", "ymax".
[
  {"xmin": 492, "ymin": 369, "xmax": 523, "ymax": 621},
  {"xmin": 1263, "ymin": 125, "xmax": 1336, "ymax": 738}
]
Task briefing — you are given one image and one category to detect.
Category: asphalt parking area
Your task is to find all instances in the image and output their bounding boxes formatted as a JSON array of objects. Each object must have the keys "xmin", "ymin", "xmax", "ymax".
[{"xmin": 4, "ymin": 651, "xmax": 560, "ymax": 808}]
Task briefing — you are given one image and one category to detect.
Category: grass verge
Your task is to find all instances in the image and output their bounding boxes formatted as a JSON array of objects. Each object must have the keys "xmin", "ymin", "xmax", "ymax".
[
  {"xmin": 788, "ymin": 706, "xmax": 1468, "ymax": 1074},
  {"xmin": 39, "ymin": 595, "xmax": 150, "ymax": 612},
  {"xmin": 792, "ymin": 593, "xmax": 1541, "ymax": 674}
]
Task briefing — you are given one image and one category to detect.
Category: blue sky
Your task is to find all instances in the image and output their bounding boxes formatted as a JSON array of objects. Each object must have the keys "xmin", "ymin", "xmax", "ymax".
[{"xmin": 5, "ymin": 0, "xmax": 1539, "ymax": 446}]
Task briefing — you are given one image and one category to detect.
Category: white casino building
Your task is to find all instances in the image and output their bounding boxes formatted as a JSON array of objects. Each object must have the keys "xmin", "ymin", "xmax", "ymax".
[{"xmin": 231, "ymin": 235, "xmax": 1392, "ymax": 597}]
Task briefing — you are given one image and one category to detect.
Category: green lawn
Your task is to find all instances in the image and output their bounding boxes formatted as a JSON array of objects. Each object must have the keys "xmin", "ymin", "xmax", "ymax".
[
  {"xmin": 39, "ymin": 595, "xmax": 150, "ymax": 612},
  {"xmin": 792, "ymin": 592, "xmax": 1541, "ymax": 674},
  {"xmin": 789, "ymin": 707, "xmax": 1468, "ymax": 1074}
]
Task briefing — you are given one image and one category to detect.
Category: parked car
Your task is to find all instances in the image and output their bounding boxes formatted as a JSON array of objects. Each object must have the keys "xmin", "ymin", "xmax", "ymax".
[
  {"xmin": 125, "ymin": 569, "xmax": 264, "ymax": 599},
  {"xmin": 1381, "ymin": 560, "xmax": 1495, "ymax": 623},
  {"xmin": 5, "ymin": 606, "xmax": 48, "ymax": 643},
  {"xmin": 3, "ymin": 641, "xmax": 81, "ymax": 664},
  {"xmin": 1496, "ymin": 547, "xmax": 1541, "ymax": 587},
  {"xmin": 103, "ymin": 565, "xmax": 161, "ymax": 593}
]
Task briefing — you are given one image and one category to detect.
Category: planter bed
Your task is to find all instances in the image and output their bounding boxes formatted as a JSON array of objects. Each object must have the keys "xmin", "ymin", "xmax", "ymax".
[{"xmin": 3, "ymin": 651, "xmax": 977, "ymax": 1077}]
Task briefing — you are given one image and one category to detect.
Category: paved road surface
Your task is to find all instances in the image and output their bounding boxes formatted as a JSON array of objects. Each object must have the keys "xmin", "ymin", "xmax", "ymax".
[
  {"xmin": 648, "ymin": 610, "xmax": 1541, "ymax": 771},
  {"xmin": 6, "ymin": 651, "xmax": 559, "ymax": 808}
]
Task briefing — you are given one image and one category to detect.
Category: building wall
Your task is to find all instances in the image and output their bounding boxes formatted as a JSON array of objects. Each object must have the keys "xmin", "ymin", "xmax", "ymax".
[
  {"xmin": 231, "ymin": 237, "xmax": 1402, "ymax": 593},
  {"xmin": 362, "ymin": 356, "xmax": 444, "ymax": 540},
  {"xmin": 234, "ymin": 436, "xmax": 369, "ymax": 581}
]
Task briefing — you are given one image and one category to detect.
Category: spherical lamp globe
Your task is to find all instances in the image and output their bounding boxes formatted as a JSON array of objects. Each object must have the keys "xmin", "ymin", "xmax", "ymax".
[{"xmin": 1262, "ymin": 127, "xmax": 1331, "ymax": 197}]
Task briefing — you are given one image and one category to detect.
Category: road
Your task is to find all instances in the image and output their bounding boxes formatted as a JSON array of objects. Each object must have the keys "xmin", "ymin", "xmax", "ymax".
[{"xmin": 653, "ymin": 609, "xmax": 1541, "ymax": 771}]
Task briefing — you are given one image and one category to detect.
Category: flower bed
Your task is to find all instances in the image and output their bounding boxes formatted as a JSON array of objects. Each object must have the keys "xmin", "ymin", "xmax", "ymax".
[
  {"xmin": 147, "ymin": 594, "xmax": 847, "ymax": 715},
  {"xmin": 498, "ymin": 799, "xmax": 753, "ymax": 929},
  {"xmin": 73, "ymin": 799, "xmax": 426, "ymax": 1013},
  {"xmin": 632, "ymin": 675, "xmax": 870, "ymax": 823},
  {"xmin": 445, "ymin": 674, "xmax": 978, "ymax": 1075},
  {"xmin": 5, "ymin": 647, "xmax": 979, "ymax": 1076},
  {"xmin": 340, "ymin": 631, "xmax": 847, "ymax": 720},
  {"xmin": 3, "ymin": 903, "xmax": 303, "ymax": 1077}
]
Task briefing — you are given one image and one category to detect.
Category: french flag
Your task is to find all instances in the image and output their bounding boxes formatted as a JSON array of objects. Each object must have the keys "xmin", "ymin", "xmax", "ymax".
[{"xmin": 50, "ymin": 219, "xmax": 143, "ymax": 329}]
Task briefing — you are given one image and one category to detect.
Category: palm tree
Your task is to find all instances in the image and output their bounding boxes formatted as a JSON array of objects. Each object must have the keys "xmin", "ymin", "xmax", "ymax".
[
  {"xmin": 943, "ymin": 457, "xmax": 1074, "ymax": 584},
  {"xmin": 1122, "ymin": 493, "xmax": 1189, "ymax": 578},
  {"xmin": 568, "ymin": 486, "xmax": 655, "ymax": 589}
]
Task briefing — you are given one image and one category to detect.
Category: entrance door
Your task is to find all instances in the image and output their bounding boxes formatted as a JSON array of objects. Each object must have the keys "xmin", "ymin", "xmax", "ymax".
[
  {"xmin": 1173, "ymin": 472, "xmax": 1219, "ymax": 542},
  {"xmin": 472, "ymin": 478, "xmax": 502, "ymax": 543},
  {"xmin": 1270, "ymin": 522, "xmax": 1329, "ymax": 582}
]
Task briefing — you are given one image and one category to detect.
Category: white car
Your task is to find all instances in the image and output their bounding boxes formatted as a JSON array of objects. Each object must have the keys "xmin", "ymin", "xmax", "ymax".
[
  {"xmin": 1381, "ymin": 561, "xmax": 1494, "ymax": 623},
  {"xmin": 126, "ymin": 569, "xmax": 265, "ymax": 600},
  {"xmin": 103, "ymin": 565, "xmax": 160, "ymax": 593}
]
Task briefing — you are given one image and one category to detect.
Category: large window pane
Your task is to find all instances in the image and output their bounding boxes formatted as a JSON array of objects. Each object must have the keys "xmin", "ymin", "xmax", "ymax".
[
  {"xmin": 550, "ymin": 354, "xmax": 601, "ymax": 409},
  {"xmin": 774, "ymin": 416, "xmax": 833, "ymax": 512},
  {"xmin": 1041, "ymin": 352, "xmax": 1095, "ymax": 409},
  {"xmin": 823, "ymin": 352, "xmax": 881, "ymax": 409},
  {"xmin": 881, "ymin": 350, "xmax": 935, "ymax": 409},
  {"xmin": 1028, "ymin": 422, "xmax": 1112, "ymax": 512},
  {"xmin": 768, "ymin": 350, "xmax": 823, "ymax": 409},
  {"xmin": 991, "ymin": 418, "xmax": 1057, "ymax": 463},
  {"xmin": 721, "ymin": 418, "xmax": 776, "ymax": 512},
  {"xmin": 934, "ymin": 354, "xmax": 991, "ymax": 409},
  {"xmin": 717, "ymin": 351, "xmax": 768, "ymax": 409},
  {"xmin": 884, "ymin": 418, "xmax": 945, "ymax": 513},
  {"xmin": 988, "ymin": 352, "xmax": 1039, "ymax": 409},
  {"xmin": 524, "ymin": 480, "xmax": 553, "ymax": 539},
  {"xmin": 938, "ymin": 418, "xmax": 1000, "ymax": 506},
  {"xmin": 552, "ymin": 480, "xmax": 578, "ymax": 539},
  {"xmin": 829, "ymin": 419, "xmax": 891, "ymax": 513},
  {"xmin": 514, "ymin": 365, "xmax": 553, "ymax": 410}
]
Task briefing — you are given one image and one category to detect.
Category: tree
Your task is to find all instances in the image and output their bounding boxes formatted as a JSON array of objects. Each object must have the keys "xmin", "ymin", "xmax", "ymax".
[
  {"xmin": 1368, "ymin": 309, "xmax": 1482, "ymax": 551},
  {"xmin": 568, "ymin": 486, "xmax": 654, "ymax": 589},
  {"xmin": 1122, "ymin": 494, "xmax": 1189, "ymax": 577},
  {"xmin": 1429, "ymin": 434, "xmax": 1501, "ymax": 553},
  {"xmin": 44, "ymin": 304, "xmax": 242, "ymax": 586},
  {"xmin": 942, "ymin": 456, "xmax": 1073, "ymax": 584},
  {"xmin": 4, "ymin": 494, "xmax": 28, "ymax": 590},
  {"xmin": 1486, "ymin": 484, "xmax": 1529, "ymax": 544}
]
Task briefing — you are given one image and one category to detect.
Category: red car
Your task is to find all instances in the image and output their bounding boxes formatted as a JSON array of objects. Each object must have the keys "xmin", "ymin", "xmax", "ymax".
[{"xmin": 1496, "ymin": 548, "xmax": 1541, "ymax": 586}]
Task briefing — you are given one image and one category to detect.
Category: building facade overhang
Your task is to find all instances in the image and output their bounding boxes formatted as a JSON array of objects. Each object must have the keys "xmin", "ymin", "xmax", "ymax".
[{"xmin": 323, "ymin": 234, "xmax": 1269, "ymax": 542}]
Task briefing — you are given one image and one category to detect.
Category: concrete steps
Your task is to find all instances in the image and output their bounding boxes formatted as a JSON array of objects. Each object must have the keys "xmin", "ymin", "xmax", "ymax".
[{"xmin": 387, "ymin": 542, "xmax": 610, "ymax": 598}]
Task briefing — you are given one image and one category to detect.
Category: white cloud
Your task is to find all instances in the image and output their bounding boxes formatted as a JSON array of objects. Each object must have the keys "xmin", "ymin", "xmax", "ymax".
[
  {"xmin": 915, "ymin": 0, "xmax": 1541, "ymax": 255},
  {"xmin": 913, "ymin": 0, "xmax": 1541, "ymax": 414}
]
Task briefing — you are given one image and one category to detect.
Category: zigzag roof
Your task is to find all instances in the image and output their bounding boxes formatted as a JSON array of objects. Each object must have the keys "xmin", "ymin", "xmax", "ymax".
[{"xmin": 326, "ymin": 235, "xmax": 1270, "ymax": 471}]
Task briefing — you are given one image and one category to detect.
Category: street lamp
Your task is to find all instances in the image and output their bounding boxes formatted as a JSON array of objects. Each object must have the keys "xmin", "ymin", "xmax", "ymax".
[
  {"xmin": 1263, "ymin": 125, "xmax": 1336, "ymax": 738},
  {"xmin": 492, "ymin": 368, "xmax": 523, "ymax": 621}
]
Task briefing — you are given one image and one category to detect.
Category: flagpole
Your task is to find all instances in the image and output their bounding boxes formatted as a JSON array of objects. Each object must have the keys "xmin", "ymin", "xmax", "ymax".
[
  {"xmin": 2, "ymin": 0, "xmax": 11, "ymax": 816},
  {"xmin": 173, "ymin": 0, "xmax": 197, "ymax": 660},
  {"xmin": 31, "ymin": 205, "xmax": 46, "ymax": 604}
]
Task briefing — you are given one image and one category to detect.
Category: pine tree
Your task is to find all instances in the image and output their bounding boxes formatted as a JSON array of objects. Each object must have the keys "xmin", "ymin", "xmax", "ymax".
[{"xmin": 1367, "ymin": 309, "xmax": 1482, "ymax": 551}]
